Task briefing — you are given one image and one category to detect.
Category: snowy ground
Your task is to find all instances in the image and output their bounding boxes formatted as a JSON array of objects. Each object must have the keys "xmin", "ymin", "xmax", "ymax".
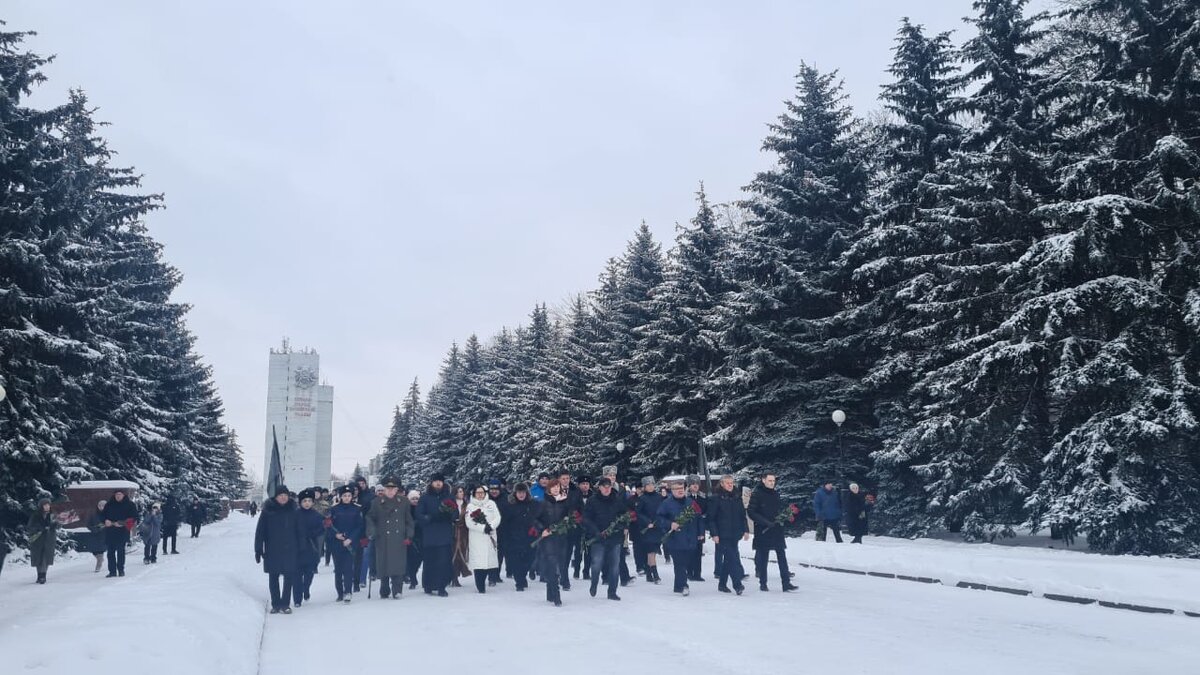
[{"xmin": 2, "ymin": 514, "xmax": 1195, "ymax": 675}]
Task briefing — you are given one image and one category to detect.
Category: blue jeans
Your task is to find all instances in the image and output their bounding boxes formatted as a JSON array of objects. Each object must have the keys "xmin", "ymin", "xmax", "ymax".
[{"xmin": 589, "ymin": 540, "xmax": 621, "ymax": 595}]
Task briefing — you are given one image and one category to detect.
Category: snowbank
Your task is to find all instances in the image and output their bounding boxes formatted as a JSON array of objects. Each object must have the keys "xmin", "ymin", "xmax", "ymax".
[
  {"xmin": 784, "ymin": 532, "xmax": 1200, "ymax": 614},
  {"xmin": 0, "ymin": 514, "xmax": 265, "ymax": 675}
]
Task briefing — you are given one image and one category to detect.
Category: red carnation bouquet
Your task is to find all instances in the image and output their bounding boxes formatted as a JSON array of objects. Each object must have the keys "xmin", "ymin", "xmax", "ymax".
[
  {"xmin": 531, "ymin": 510, "xmax": 583, "ymax": 548},
  {"xmin": 439, "ymin": 499, "xmax": 459, "ymax": 520},
  {"xmin": 584, "ymin": 510, "xmax": 634, "ymax": 548},
  {"xmin": 774, "ymin": 503, "xmax": 800, "ymax": 527},
  {"xmin": 660, "ymin": 501, "xmax": 702, "ymax": 544}
]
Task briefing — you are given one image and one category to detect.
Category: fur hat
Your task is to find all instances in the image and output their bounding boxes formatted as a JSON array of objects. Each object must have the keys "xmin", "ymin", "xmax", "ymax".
[
  {"xmin": 430, "ymin": 473, "xmax": 446, "ymax": 483},
  {"xmin": 407, "ymin": 489, "xmax": 421, "ymax": 500},
  {"xmin": 641, "ymin": 476, "xmax": 656, "ymax": 488},
  {"xmin": 274, "ymin": 484, "xmax": 290, "ymax": 497},
  {"xmin": 337, "ymin": 485, "xmax": 355, "ymax": 497},
  {"xmin": 686, "ymin": 474, "xmax": 701, "ymax": 485},
  {"xmin": 602, "ymin": 465, "xmax": 618, "ymax": 477}
]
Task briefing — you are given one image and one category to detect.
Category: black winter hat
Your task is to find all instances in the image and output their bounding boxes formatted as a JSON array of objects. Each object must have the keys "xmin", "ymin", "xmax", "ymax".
[
  {"xmin": 596, "ymin": 477, "xmax": 612, "ymax": 487},
  {"xmin": 298, "ymin": 489, "xmax": 314, "ymax": 502},
  {"xmin": 430, "ymin": 473, "xmax": 446, "ymax": 483},
  {"xmin": 514, "ymin": 482, "xmax": 529, "ymax": 492},
  {"xmin": 337, "ymin": 485, "xmax": 355, "ymax": 496},
  {"xmin": 274, "ymin": 484, "xmax": 290, "ymax": 497}
]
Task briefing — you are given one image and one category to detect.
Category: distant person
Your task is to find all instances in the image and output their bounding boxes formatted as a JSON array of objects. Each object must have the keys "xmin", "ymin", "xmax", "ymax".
[
  {"xmin": 27, "ymin": 498, "xmax": 58, "ymax": 584},
  {"xmin": 100, "ymin": 488, "xmax": 138, "ymax": 577},
  {"xmin": 86, "ymin": 500, "xmax": 108, "ymax": 572},
  {"xmin": 529, "ymin": 473, "xmax": 550, "ymax": 501},
  {"xmin": 708, "ymin": 474, "xmax": 749, "ymax": 594},
  {"xmin": 656, "ymin": 479, "xmax": 703, "ymax": 596},
  {"xmin": 255, "ymin": 485, "xmax": 301, "ymax": 614},
  {"xmin": 249, "ymin": 500, "xmax": 258, "ymax": 517},
  {"xmin": 161, "ymin": 498, "xmax": 181, "ymax": 555},
  {"xmin": 747, "ymin": 473, "xmax": 797, "ymax": 592},
  {"xmin": 813, "ymin": 481, "xmax": 844, "ymax": 543},
  {"xmin": 139, "ymin": 503, "xmax": 163, "ymax": 564},
  {"xmin": 497, "ymin": 483, "xmax": 539, "ymax": 591},
  {"xmin": 534, "ymin": 480, "xmax": 572, "ymax": 606},
  {"xmin": 635, "ymin": 476, "xmax": 663, "ymax": 584},
  {"xmin": 186, "ymin": 498, "xmax": 207, "ymax": 538},
  {"xmin": 844, "ymin": 483, "xmax": 871, "ymax": 544},
  {"xmin": 405, "ymin": 489, "xmax": 424, "ymax": 590},
  {"xmin": 582, "ymin": 476, "xmax": 626, "ymax": 601},
  {"xmin": 416, "ymin": 473, "xmax": 457, "ymax": 597}
]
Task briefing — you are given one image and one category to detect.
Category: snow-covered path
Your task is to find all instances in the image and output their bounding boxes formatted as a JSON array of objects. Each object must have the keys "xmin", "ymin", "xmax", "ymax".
[{"xmin": 3, "ymin": 514, "xmax": 1195, "ymax": 675}]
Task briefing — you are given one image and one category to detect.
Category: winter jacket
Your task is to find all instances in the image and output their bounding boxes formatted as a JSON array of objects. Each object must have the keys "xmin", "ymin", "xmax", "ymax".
[
  {"xmin": 464, "ymin": 497, "xmax": 502, "ymax": 570},
  {"xmin": 656, "ymin": 495, "xmax": 703, "ymax": 553},
  {"xmin": 529, "ymin": 482, "xmax": 546, "ymax": 502},
  {"xmin": 27, "ymin": 509, "xmax": 57, "ymax": 569},
  {"xmin": 747, "ymin": 484, "xmax": 785, "ymax": 550},
  {"xmin": 416, "ymin": 485, "xmax": 457, "ymax": 548},
  {"xmin": 533, "ymin": 495, "xmax": 574, "ymax": 557},
  {"xmin": 161, "ymin": 500, "xmax": 182, "ymax": 536},
  {"xmin": 254, "ymin": 497, "xmax": 301, "ymax": 574},
  {"xmin": 813, "ymin": 487, "xmax": 843, "ymax": 522},
  {"xmin": 498, "ymin": 494, "xmax": 540, "ymax": 549},
  {"xmin": 326, "ymin": 502, "xmax": 364, "ymax": 555},
  {"xmin": 296, "ymin": 506, "xmax": 325, "ymax": 567},
  {"xmin": 582, "ymin": 489, "xmax": 627, "ymax": 544},
  {"xmin": 707, "ymin": 488, "xmax": 749, "ymax": 541},
  {"xmin": 635, "ymin": 491, "xmax": 664, "ymax": 545},
  {"xmin": 100, "ymin": 496, "xmax": 139, "ymax": 545},
  {"xmin": 186, "ymin": 502, "xmax": 207, "ymax": 526},
  {"xmin": 366, "ymin": 495, "xmax": 416, "ymax": 577},
  {"xmin": 139, "ymin": 510, "xmax": 163, "ymax": 547},
  {"xmin": 85, "ymin": 510, "xmax": 107, "ymax": 554},
  {"xmin": 844, "ymin": 490, "xmax": 870, "ymax": 537}
]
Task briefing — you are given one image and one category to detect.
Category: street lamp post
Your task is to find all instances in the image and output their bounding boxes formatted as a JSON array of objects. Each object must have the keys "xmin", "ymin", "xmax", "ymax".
[{"xmin": 831, "ymin": 409, "xmax": 846, "ymax": 487}]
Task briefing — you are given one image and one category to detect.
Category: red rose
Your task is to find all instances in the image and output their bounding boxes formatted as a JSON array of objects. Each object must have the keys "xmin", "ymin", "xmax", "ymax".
[
  {"xmin": 323, "ymin": 517, "xmax": 333, "ymax": 528},
  {"xmin": 690, "ymin": 503, "xmax": 702, "ymax": 516},
  {"xmin": 403, "ymin": 539, "xmax": 412, "ymax": 546},
  {"xmin": 788, "ymin": 515, "xmax": 796, "ymax": 523},
  {"xmin": 443, "ymin": 499, "xmax": 457, "ymax": 509},
  {"xmin": 359, "ymin": 538, "xmax": 369, "ymax": 547},
  {"xmin": 628, "ymin": 510, "xmax": 638, "ymax": 522},
  {"xmin": 573, "ymin": 510, "xmax": 583, "ymax": 524},
  {"xmin": 527, "ymin": 526, "xmax": 539, "ymax": 537},
  {"xmin": 789, "ymin": 504, "xmax": 800, "ymax": 514}
]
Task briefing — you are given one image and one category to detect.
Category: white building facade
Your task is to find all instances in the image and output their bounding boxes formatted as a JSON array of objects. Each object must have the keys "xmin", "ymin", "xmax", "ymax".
[{"xmin": 263, "ymin": 341, "xmax": 334, "ymax": 496}]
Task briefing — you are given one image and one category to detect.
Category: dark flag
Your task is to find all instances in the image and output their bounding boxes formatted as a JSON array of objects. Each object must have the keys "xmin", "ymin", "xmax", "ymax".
[{"xmin": 267, "ymin": 425, "xmax": 284, "ymax": 498}]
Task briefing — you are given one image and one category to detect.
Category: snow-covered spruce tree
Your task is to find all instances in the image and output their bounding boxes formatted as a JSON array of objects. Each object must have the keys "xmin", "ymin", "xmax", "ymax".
[
  {"xmin": 380, "ymin": 378, "xmax": 421, "ymax": 483},
  {"xmin": 411, "ymin": 343, "xmax": 468, "ymax": 481},
  {"xmin": 870, "ymin": 0, "xmax": 1058, "ymax": 542},
  {"xmin": 1016, "ymin": 0, "xmax": 1200, "ymax": 555},
  {"xmin": 840, "ymin": 19, "xmax": 965, "ymax": 534},
  {"xmin": 504, "ymin": 305, "xmax": 558, "ymax": 478},
  {"xmin": 590, "ymin": 225, "xmax": 665, "ymax": 474},
  {"xmin": 711, "ymin": 63, "xmax": 870, "ymax": 501},
  {"xmin": 631, "ymin": 185, "xmax": 732, "ymax": 476},
  {"xmin": 543, "ymin": 295, "xmax": 607, "ymax": 475}
]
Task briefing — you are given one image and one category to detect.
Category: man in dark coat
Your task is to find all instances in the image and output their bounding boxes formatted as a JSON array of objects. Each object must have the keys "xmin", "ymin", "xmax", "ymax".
[
  {"xmin": 572, "ymin": 476, "xmax": 593, "ymax": 580},
  {"xmin": 685, "ymin": 475, "xmax": 708, "ymax": 582},
  {"xmin": 161, "ymin": 498, "xmax": 182, "ymax": 556},
  {"xmin": 366, "ymin": 477, "xmax": 415, "ymax": 599},
  {"xmin": 844, "ymin": 482, "xmax": 870, "ymax": 543},
  {"xmin": 254, "ymin": 485, "xmax": 302, "ymax": 614},
  {"xmin": 186, "ymin": 498, "xmax": 207, "ymax": 538},
  {"xmin": 656, "ymin": 479, "xmax": 704, "ymax": 595},
  {"xmin": 327, "ymin": 485, "xmax": 363, "ymax": 603},
  {"xmin": 813, "ymin": 481, "xmax": 844, "ymax": 543},
  {"xmin": 292, "ymin": 489, "xmax": 325, "ymax": 607},
  {"xmin": 497, "ymin": 483, "xmax": 539, "ymax": 591},
  {"xmin": 747, "ymin": 473, "xmax": 798, "ymax": 592},
  {"xmin": 485, "ymin": 478, "xmax": 507, "ymax": 584},
  {"xmin": 100, "ymin": 488, "xmax": 138, "ymax": 577},
  {"xmin": 708, "ymin": 475, "xmax": 750, "ymax": 594},
  {"xmin": 582, "ymin": 477, "xmax": 626, "ymax": 600},
  {"xmin": 635, "ymin": 476, "xmax": 664, "ymax": 584},
  {"xmin": 415, "ymin": 473, "xmax": 457, "ymax": 597}
]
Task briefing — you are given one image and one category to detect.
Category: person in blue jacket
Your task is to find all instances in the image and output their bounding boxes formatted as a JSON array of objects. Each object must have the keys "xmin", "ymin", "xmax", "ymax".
[
  {"xmin": 655, "ymin": 479, "xmax": 703, "ymax": 595},
  {"xmin": 326, "ymin": 485, "xmax": 364, "ymax": 603},
  {"xmin": 813, "ymin": 481, "xmax": 844, "ymax": 543}
]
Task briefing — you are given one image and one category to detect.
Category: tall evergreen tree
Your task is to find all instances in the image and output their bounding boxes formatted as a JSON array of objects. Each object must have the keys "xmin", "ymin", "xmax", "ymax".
[
  {"xmin": 381, "ymin": 378, "xmax": 421, "ymax": 481},
  {"xmin": 632, "ymin": 185, "xmax": 731, "ymax": 475},
  {"xmin": 713, "ymin": 63, "xmax": 869, "ymax": 498},
  {"xmin": 544, "ymin": 295, "xmax": 606, "ymax": 472}
]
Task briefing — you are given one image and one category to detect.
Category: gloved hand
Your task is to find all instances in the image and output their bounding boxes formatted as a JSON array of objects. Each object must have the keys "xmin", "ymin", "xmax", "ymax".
[
  {"xmin": 484, "ymin": 524, "xmax": 493, "ymax": 535},
  {"xmin": 255, "ymin": 553, "xmax": 262, "ymax": 564}
]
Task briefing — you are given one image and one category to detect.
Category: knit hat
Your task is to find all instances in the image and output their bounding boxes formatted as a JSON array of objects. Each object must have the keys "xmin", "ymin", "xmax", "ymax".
[
  {"xmin": 641, "ymin": 476, "xmax": 656, "ymax": 487},
  {"xmin": 487, "ymin": 478, "xmax": 502, "ymax": 488},
  {"xmin": 274, "ymin": 484, "xmax": 290, "ymax": 497}
]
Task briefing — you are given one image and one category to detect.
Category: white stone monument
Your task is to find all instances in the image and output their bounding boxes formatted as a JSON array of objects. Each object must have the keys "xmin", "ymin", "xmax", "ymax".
[{"xmin": 263, "ymin": 339, "xmax": 334, "ymax": 496}]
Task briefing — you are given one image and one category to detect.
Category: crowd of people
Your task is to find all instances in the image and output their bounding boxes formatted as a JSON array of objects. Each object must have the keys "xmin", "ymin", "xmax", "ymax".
[{"xmin": 252, "ymin": 467, "xmax": 874, "ymax": 613}]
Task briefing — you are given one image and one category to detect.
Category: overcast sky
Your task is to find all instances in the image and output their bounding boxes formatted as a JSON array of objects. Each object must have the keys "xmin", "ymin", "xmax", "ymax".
[{"xmin": 8, "ymin": 0, "xmax": 1052, "ymax": 478}]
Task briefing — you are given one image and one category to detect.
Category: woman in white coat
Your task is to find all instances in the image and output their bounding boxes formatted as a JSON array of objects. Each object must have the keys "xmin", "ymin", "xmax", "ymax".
[{"xmin": 464, "ymin": 486, "xmax": 502, "ymax": 593}]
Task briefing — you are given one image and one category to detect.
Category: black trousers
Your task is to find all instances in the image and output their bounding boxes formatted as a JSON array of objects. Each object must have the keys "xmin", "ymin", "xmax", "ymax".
[
  {"xmin": 716, "ymin": 540, "xmax": 745, "ymax": 588},
  {"xmin": 688, "ymin": 540, "xmax": 704, "ymax": 578},
  {"xmin": 161, "ymin": 533, "xmax": 177, "ymax": 555},
  {"xmin": 589, "ymin": 541, "xmax": 621, "ymax": 596},
  {"xmin": 406, "ymin": 543, "xmax": 423, "ymax": 584},
  {"xmin": 754, "ymin": 545, "xmax": 790, "ymax": 585},
  {"xmin": 268, "ymin": 572, "xmax": 294, "ymax": 609},
  {"xmin": 632, "ymin": 539, "xmax": 646, "ymax": 572},
  {"xmin": 105, "ymin": 529, "xmax": 128, "ymax": 574},
  {"xmin": 190, "ymin": 523, "xmax": 202, "ymax": 537},
  {"xmin": 670, "ymin": 549, "xmax": 694, "ymax": 592},
  {"xmin": 379, "ymin": 575, "xmax": 404, "ymax": 597},
  {"xmin": 506, "ymin": 543, "xmax": 534, "ymax": 589},
  {"xmin": 540, "ymin": 550, "xmax": 562, "ymax": 602},
  {"xmin": 332, "ymin": 546, "xmax": 355, "ymax": 597},
  {"xmin": 573, "ymin": 535, "xmax": 591, "ymax": 576},
  {"xmin": 422, "ymin": 544, "xmax": 452, "ymax": 592},
  {"xmin": 293, "ymin": 565, "xmax": 315, "ymax": 603},
  {"xmin": 819, "ymin": 520, "xmax": 843, "ymax": 543},
  {"xmin": 473, "ymin": 569, "xmax": 496, "ymax": 593}
]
